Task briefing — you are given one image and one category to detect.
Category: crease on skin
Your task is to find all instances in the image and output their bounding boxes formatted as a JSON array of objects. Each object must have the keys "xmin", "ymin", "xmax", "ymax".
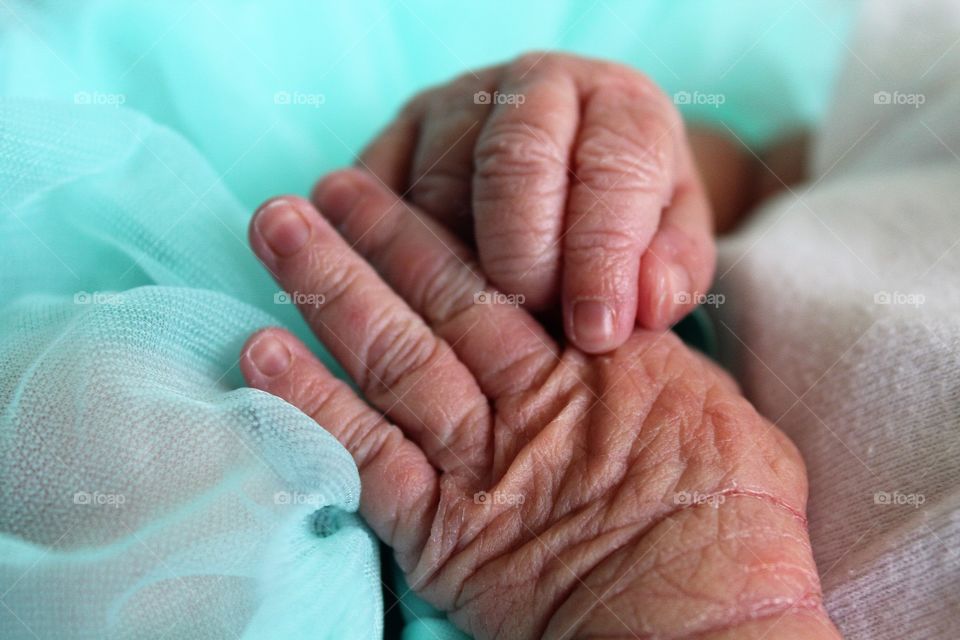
[
  {"xmin": 740, "ymin": 561, "xmax": 820, "ymax": 583},
  {"xmin": 382, "ymin": 436, "xmax": 441, "ymax": 570},
  {"xmin": 433, "ymin": 398, "xmax": 492, "ymax": 476},
  {"xmin": 650, "ymin": 592, "xmax": 827, "ymax": 640},
  {"xmin": 502, "ymin": 350, "xmax": 593, "ymax": 427},
  {"xmin": 673, "ymin": 593, "xmax": 828, "ymax": 640},
  {"xmin": 710, "ymin": 527, "xmax": 809, "ymax": 552},
  {"xmin": 558, "ymin": 550, "xmax": 824, "ymax": 640},
  {"xmin": 447, "ymin": 426, "xmax": 647, "ymax": 617},
  {"xmin": 542, "ymin": 521, "xmax": 672, "ymax": 639},
  {"xmin": 490, "ymin": 392, "xmax": 586, "ymax": 512},
  {"xmin": 300, "ymin": 257, "xmax": 361, "ymax": 330},
  {"xmin": 645, "ymin": 540, "xmax": 819, "ymax": 605},
  {"xmin": 651, "ymin": 566, "xmax": 731, "ymax": 612},
  {"xmin": 574, "ymin": 89, "xmax": 674, "ymax": 203},
  {"xmin": 416, "ymin": 256, "xmax": 484, "ymax": 321},
  {"xmin": 411, "ymin": 160, "xmax": 475, "ymax": 208},
  {"xmin": 416, "ymin": 456, "xmax": 546, "ymax": 595},
  {"xmin": 360, "ymin": 312, "xmax": 432, "ymax": 395},
  {"xmin": 484, "ymin": 237, "xmax": 562, "ymax": 279},
  {"xmin": 449, "ymin": 509, "xmax": 539, "ymax": 612},
  {"xmin": 467, "ymin": 513, "xmax": 655, "ymax": 638},
  {"xmin": 408, "ymin": 479, "xmax": 472, "ymax": 590},
  {"xmin": 458, "ymin": 472, "xmax": 806, "ymax": 635},
  {"xmin": 474, "ymin": 118, "xmax": 570, "ymax": 178},
  {"xmin": 482, "ymin": 341, "xmax": 554, "ymax": 400},
  {"xmin": 550, "ymin": 489, "xmax": 817, "ymax": 637}
]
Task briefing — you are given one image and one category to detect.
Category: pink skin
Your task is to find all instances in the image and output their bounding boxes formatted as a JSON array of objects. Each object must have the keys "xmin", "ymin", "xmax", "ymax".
[
  {"xmin": 239, "ymin": 177, "xmax": 841, "ymax": 639},
  {"xmin": 359, "ymin": 52, "xmax": 716, "ymax": 355}
]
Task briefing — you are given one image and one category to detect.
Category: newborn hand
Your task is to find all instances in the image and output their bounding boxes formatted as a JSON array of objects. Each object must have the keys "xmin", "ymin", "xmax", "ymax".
[
  {"xmin": 360, "ymin": 52, "xmax": 716, "ymax": 353},
  {"xmin": 241, "ymin": 173, "xmax": 838, "ymax": 639}
]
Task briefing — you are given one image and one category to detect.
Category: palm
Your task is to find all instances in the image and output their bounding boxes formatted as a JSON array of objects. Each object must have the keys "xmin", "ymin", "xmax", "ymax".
[
  {"xmin": 240, "ymin": 177, "xmax": 839, "ymax": 638},
  {"xmin": 404, "ymin": 332, "xmax": 818, "ymax": 638}
]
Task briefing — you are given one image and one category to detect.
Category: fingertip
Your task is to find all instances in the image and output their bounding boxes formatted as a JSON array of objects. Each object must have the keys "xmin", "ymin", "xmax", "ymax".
[
  {"xmin": 636, "ymin": 221, "xmax": 716, "ymax": 330},
  {"xmin": 637, "ymin": 259, "xmax": 691, "ymax": 330},
  {"xmin": 571, "ymin": 299, "xmax": 615, "ymax": 352},
  {"xmin": 566, "ymin": 297, "xmax": 633, "ymax": 354},
  {"xmin": 249, "ymin": 196, "xmax": 317, "ymax": 266},
  {"xmin": 310, "ymin": 168, "xmax": 373, "ymax": 224},
  {"xmin": 241, "ymin": 327, "xmax": 295, "ymax": 386},
  {"xmin": 562, "ymin": 249, "xmax": 639, "ymax": 353}
]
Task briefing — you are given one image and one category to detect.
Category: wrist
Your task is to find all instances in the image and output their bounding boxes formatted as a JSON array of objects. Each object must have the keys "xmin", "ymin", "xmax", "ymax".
[{"xmin": 544, "ymin": 493, "xmax": 840, "ymax": 639}]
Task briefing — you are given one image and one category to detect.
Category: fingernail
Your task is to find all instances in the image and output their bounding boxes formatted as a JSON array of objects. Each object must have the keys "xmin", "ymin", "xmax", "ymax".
[
  {"xmin": 248, "ymin": 334, "xmax": 291, "ymax": 377},
  {"xmin": 254, "ymin": 199, "xmax": 311, "ymax": 257},
  {"xmin": 657, "ymin": 265, "xmax": 690, "ymax": 328},
  {"xmin": 314, "ymin": 174, "xmax": 359, "ymax": 224},
  {"xmin": 573, "ymin": 300, "xmax": 615, "ymax": 349}
]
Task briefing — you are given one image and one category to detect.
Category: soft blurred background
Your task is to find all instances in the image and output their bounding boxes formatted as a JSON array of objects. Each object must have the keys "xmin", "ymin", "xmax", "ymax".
[{"xmin": 0, "ymin": 0, "xmax": 857, "ymax": 209}]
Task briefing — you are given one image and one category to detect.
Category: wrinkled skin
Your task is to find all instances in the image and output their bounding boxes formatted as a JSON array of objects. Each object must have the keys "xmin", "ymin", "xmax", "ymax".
[
  {"xmin": 239, "ymin": 169, "xmax": 840, "ymax": 638},
  {"xmin": 359, "ymin": 52, "xmax": 716, "ymax": 354}
]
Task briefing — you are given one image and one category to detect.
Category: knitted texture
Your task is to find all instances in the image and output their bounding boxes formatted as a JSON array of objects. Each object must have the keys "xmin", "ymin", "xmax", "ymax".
[{"xmin": 712, "ymin": 2, "xmax": 960, "ymax": 638}]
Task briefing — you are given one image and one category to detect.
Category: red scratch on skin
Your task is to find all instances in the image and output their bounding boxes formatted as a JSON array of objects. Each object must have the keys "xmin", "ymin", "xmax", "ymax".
[{"xmin": 681, "ymin": 487, "xmax": 809, "ymax": 527}]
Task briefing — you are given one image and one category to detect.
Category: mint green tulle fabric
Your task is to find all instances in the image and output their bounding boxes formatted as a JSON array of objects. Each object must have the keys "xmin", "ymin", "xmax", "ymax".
[{"xmin": 0, "ymin": 1, "xmax": 854, "ymax": 638}]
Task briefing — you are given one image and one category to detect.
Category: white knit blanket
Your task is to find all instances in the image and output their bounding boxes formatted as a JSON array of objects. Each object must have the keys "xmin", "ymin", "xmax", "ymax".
[{"xmin": 712, "ymin": 2, "xmax": 960, "ymax": 638}]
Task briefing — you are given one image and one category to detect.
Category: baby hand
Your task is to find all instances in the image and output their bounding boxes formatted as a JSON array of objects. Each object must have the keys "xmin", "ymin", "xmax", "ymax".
[
  {"xmin": 241, "ymin": 187, "xmax": 838, "ymax": 639},
  {"xmin": 359, "ymin": 52, "xmax": 715, "ymax": 352}
]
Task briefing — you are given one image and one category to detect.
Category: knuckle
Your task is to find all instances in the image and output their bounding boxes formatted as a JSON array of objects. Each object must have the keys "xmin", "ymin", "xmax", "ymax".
[
  {"xmin": 417, "ymin": 255, "xmax": 484, "ymax": 324},
  {"xmin": 509, "ymin": 50, "xmax": 558, "ymax": 75},
  {"xmin": 474, "ymin": 122, "xmax": 567, "ymax": 193},
  {"xmin": 593, "ymin": 66, "xmax": 672, "ymax": 110},
  {"xmin": 482, "ymin": 240, "xmax": 556, "ymax": 279},
  {"xmin": 571, "ymin": 265, "xmax": 636, "ymax": 304},
  {"xmin": 480, "ymin": 210, "xmax": 560, "ymax": 250},
  {"xmin": 476, "ymin": 212, "xmax": 561, "ymax": 274},
  {"xmin": 362, "ymin": 315, "xmax": 437, "ymax": 395},
  {"xmin": 352, "ymin": 418, "xmax": 406, "ymax": 471},
  {"xmin": 298, "ymin": 377, "xmax": 373, "ymax": 444},
  {"xmin": 301, "ymin": 254, "xmax": 361, "ymax": 323},
  {"xmin": 298, "ymin": 376, "xmax": 341, "ymax": 419},
  {"xmin": 614, "ymin": 69, "xmax": 666, "ymax": 101},
  {"xmin": 575, "ymin": 118, "xmax": 674, "ymax": 195},
  {"xmin": 566, "ymin": 225, "xmax": 638, "ymax": 257},
  {"xmin": 409, "ymin": 166, "xmax": 472, "ymax": 210}
]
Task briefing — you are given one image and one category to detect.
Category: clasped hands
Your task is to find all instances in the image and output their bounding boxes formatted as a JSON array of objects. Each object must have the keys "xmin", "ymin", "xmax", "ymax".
[{"xmin": 240, "ymin": 53, "xmax": 841, "ymax": 639}]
